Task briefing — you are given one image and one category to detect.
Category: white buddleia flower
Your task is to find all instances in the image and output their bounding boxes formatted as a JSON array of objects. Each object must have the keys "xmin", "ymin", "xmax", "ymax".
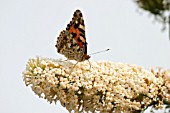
[{"xmin": 23, "ymin": 57, "xmax": 170, "ymax": 113}]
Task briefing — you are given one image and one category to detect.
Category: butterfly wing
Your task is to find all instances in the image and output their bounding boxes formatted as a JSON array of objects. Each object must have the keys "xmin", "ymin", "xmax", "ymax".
[
  {"xmin": 66, "ymin": 9, "xmax": 87, "ymax": 48},
  {"xmin": 56, "ymin": 9, "xmax": 90, "ymax": 62}
]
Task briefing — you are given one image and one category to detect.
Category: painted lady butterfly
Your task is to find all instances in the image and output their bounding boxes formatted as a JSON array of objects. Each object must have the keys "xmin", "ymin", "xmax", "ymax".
[{"xmin": 55, "ymin": 9, "xmax": 90, "ymax": 63}]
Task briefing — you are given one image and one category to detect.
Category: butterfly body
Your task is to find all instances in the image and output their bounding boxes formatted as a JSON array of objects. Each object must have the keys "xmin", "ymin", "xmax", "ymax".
[{"xmin": 56, "ymin": 9, "xmax": 90, "ymax": 62}]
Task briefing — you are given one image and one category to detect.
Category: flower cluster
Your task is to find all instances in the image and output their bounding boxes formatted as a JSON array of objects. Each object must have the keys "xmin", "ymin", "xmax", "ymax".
[{"xmin": 23, "ymin": 57, "xmax": 170, "ymax": 113}]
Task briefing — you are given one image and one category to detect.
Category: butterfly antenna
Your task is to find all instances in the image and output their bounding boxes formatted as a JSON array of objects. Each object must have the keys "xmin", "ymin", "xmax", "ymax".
[{"xmin": 89, "ymin": 49, "xmax": 110, "ymax": 55}]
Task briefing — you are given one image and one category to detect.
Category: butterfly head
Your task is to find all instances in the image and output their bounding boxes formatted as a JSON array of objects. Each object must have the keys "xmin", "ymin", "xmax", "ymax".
[{"xmin": 82, "ymin": 54, "xmax": 91, "ymax": 61}]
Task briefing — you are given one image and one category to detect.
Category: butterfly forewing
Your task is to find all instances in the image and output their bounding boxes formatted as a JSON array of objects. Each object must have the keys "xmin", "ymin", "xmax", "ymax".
[{"xmin": 56, "ymin": 9, "xmax": 90, "ymax": 62}]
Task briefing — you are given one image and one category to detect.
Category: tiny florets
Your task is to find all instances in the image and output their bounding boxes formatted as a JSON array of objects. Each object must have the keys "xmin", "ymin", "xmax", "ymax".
[{"xmin": 23, "ymin": 57, "xmax": 170, "ymax": 112}]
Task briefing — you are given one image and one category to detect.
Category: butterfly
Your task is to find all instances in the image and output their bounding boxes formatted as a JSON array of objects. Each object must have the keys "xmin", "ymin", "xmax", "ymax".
[{"xmin": 55, "ymin": 9, "xmax": 91, "ymax": 68}]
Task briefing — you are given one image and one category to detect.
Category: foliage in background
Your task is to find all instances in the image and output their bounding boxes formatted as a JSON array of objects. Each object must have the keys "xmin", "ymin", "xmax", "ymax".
[{"xmin": 135, "ymin": 0, "xmax": 170, "ymax": 39}]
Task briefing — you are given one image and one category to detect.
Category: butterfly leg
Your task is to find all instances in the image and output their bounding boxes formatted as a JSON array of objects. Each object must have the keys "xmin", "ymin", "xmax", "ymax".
[
  {"xmin": 72, "ymin": 61, "xmax": 79, "ymax": 69},
  {"xmin": 87, "ymin": 60, "xmax": 91, "ymax": 70},
  {"xmin": 69, "ymin": 61, "xmax": 79, "ymax": 75}
]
